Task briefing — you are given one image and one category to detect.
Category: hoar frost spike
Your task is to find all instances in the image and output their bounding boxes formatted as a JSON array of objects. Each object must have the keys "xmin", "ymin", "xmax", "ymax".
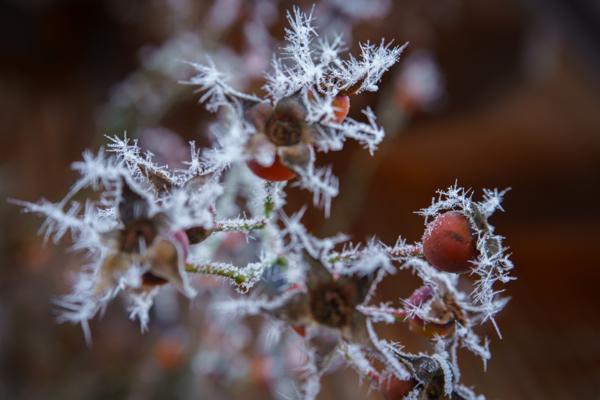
[
  {"xmin": 184, "ymin": 6, "xmax": 405, "ymax": 215},
  {"xmin": 16, "ymin": 6, "xmax": 513, "ymax": 400}
]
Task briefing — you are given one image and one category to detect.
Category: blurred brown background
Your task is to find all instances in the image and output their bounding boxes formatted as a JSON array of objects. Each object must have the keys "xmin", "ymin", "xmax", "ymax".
[{"xmin": 1, "ymin": 0, "xmax": 599, "ymax": 399}]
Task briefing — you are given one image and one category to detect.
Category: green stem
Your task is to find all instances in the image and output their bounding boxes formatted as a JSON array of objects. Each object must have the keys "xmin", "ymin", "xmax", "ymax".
[
  {"xmin": 263, "ymin": 181, "xmax": 277, "ymax": 218},
  {"xmin": 185, "ymin": 262, "xmax": 248, "ymax": 285}
]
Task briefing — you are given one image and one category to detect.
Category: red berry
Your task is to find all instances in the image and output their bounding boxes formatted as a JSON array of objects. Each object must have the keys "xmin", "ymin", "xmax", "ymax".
[
  {"xmin": 422, "ymin": 211, "xmax": 477, "ymax": 273},
  {"xmin": 331, "ymin": 95, "xmax": 350, "ymax": 123},
  {"xmin": 383, "ymin": 377, "xmax": 417, "ymax": 400},
  {"xmin": 246, "ymin": 154, "xmax": 296, "ymax": 181}
]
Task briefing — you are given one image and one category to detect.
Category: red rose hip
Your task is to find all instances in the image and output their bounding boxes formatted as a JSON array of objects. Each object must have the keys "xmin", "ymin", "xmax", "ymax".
[
  {"xmin": 246, "ymin": 154, "xmax": 296, "ymax": 182},
  {"xmin": 423, "ymin": 211, "xmax": 477, "ymax": 273}
]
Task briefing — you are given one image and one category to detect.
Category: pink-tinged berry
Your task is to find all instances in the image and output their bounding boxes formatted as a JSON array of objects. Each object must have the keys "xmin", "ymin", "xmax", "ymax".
[
  {"xmin": 422, "ymin": 211, "xmax": 477, "ymax": 273},
  {"xmin": 406, "ymin": 286, "xmax": 454, "ymax": 338},
  {"xmin": 246, "ymin": 154, "xmax": 296, "ymax": 182},
  {"xmin": 331, "ymin": 95, "xmax": 350, "ymax": 123}
]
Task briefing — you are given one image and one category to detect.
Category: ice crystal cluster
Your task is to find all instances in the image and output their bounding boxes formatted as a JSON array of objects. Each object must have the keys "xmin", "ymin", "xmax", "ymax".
[{"xmin": 18, "ymin": 7, "xmax": 513, "ymax": 400}]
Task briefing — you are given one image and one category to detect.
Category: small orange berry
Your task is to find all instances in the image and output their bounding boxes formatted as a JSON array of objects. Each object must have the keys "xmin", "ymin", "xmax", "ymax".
[
  {"xmin": 246, "ymin": 154, "xmax": 296, "ymax": 181},
  {"xmin": 331, "ymin": 95, "xmax": 350, "ymax": 123}
]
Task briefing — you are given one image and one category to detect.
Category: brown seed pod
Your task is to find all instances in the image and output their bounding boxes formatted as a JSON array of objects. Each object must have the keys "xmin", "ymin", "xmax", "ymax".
[
  {"xmin": 309, "ymin": 282, "xmax": 355, "ymax": 328},
  {"xmin": 121, "ymin": 218, "xmax": 158, "ymax": 253},
  {"xmin": 185, "ymin": 226, "xmax": 211, "ymax": 245},
  {"xmin": 305, "ymin": 254, "xmax": 373, "ymax": 330},
  {"xmin": 138, "ymin": 165, "xmax": 174, "ymax": 195},
  {"xmin": 265, "ymin": 96, "xmax": 307, "ymax": 146}
]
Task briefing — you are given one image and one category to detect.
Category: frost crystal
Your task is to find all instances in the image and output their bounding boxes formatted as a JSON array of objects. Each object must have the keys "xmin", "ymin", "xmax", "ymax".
[{"xmin": 185, "ymin": 6, "xmax": 404, "ymax": 213}]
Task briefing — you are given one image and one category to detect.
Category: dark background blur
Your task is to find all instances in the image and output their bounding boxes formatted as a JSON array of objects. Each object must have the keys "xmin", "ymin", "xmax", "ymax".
[{"xmin": 1, "ymin": 0, "xmax": 599, "ymax": 399}]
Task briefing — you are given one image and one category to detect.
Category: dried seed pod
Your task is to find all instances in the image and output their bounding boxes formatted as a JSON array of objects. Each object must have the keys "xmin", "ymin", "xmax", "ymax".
[
  {"xmin": 305, "ymin": 254, "xmax": 373, "ymax": 333},
  {"xmin": 265, "ymin": 96, "xmax": 307, "ymax": 146},
  {"xmin": 309, "ymin": 281, "xmax": 356, "ymax": 328},
  {"xmin": 184, "ymin": 226, "xmax": 211, "ymax": 245},
  {"xmin": 396, "ymin": 354, "xmax": 446, "ymax": 393}
]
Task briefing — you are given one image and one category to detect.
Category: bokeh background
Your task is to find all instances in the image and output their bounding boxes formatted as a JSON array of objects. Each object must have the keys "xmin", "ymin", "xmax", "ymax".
[{"xmin": 1, "ymin": 0, "xmax": 599, "ymax": 399}]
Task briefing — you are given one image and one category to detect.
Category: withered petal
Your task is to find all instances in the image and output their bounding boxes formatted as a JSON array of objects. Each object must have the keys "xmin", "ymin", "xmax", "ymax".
[
  {"xmin": 182, "ymin": 174, "xmax": 210, "ymax": 192},
  {"xmin": 137, "ymin": 165, "xmax": 174, "ymax": 195},
  {"xmin": 95, "ymin": 251, "xmax": 130, "ymax": 296},
  {"xmin": 145, "ymin": 236, "xmax": 196, "ymax": 298},
  {"xmin": 342, "ymin": 310, "xmax": 369, "ymax": 344},
  {"xmin": 119, "ymin": 177, "xmax": 152, "ymax": 225},
  {"xmin": 246, "ymin": 132, "xmax": 277, "ymax": 165},
  {"xmin": 244, "ymin": 101, "xmax": 273, "ymax": 133},
  {"xmin": 261, "ymin": 290, "xmax": 311, "ymax": 325},
  {"xmin": 307, "ymin": 326, "xmax": 341, "ymax": 372},
  {"xmin": 304, "ymin": 252, "xmax": 334, "ymax": 291},
  {"xmin": 278, "ymin": 143, "xmax": 312, "ymax": 170}
]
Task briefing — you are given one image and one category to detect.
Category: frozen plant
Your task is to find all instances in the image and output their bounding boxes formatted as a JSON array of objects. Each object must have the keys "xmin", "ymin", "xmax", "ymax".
[
  {"xmin": 16, "ymin": 6, "xmax": 513, "ymax": 400},
  {"xmin": 184, "ymin": 6, "xmax": 405, "ymax": 215}
]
